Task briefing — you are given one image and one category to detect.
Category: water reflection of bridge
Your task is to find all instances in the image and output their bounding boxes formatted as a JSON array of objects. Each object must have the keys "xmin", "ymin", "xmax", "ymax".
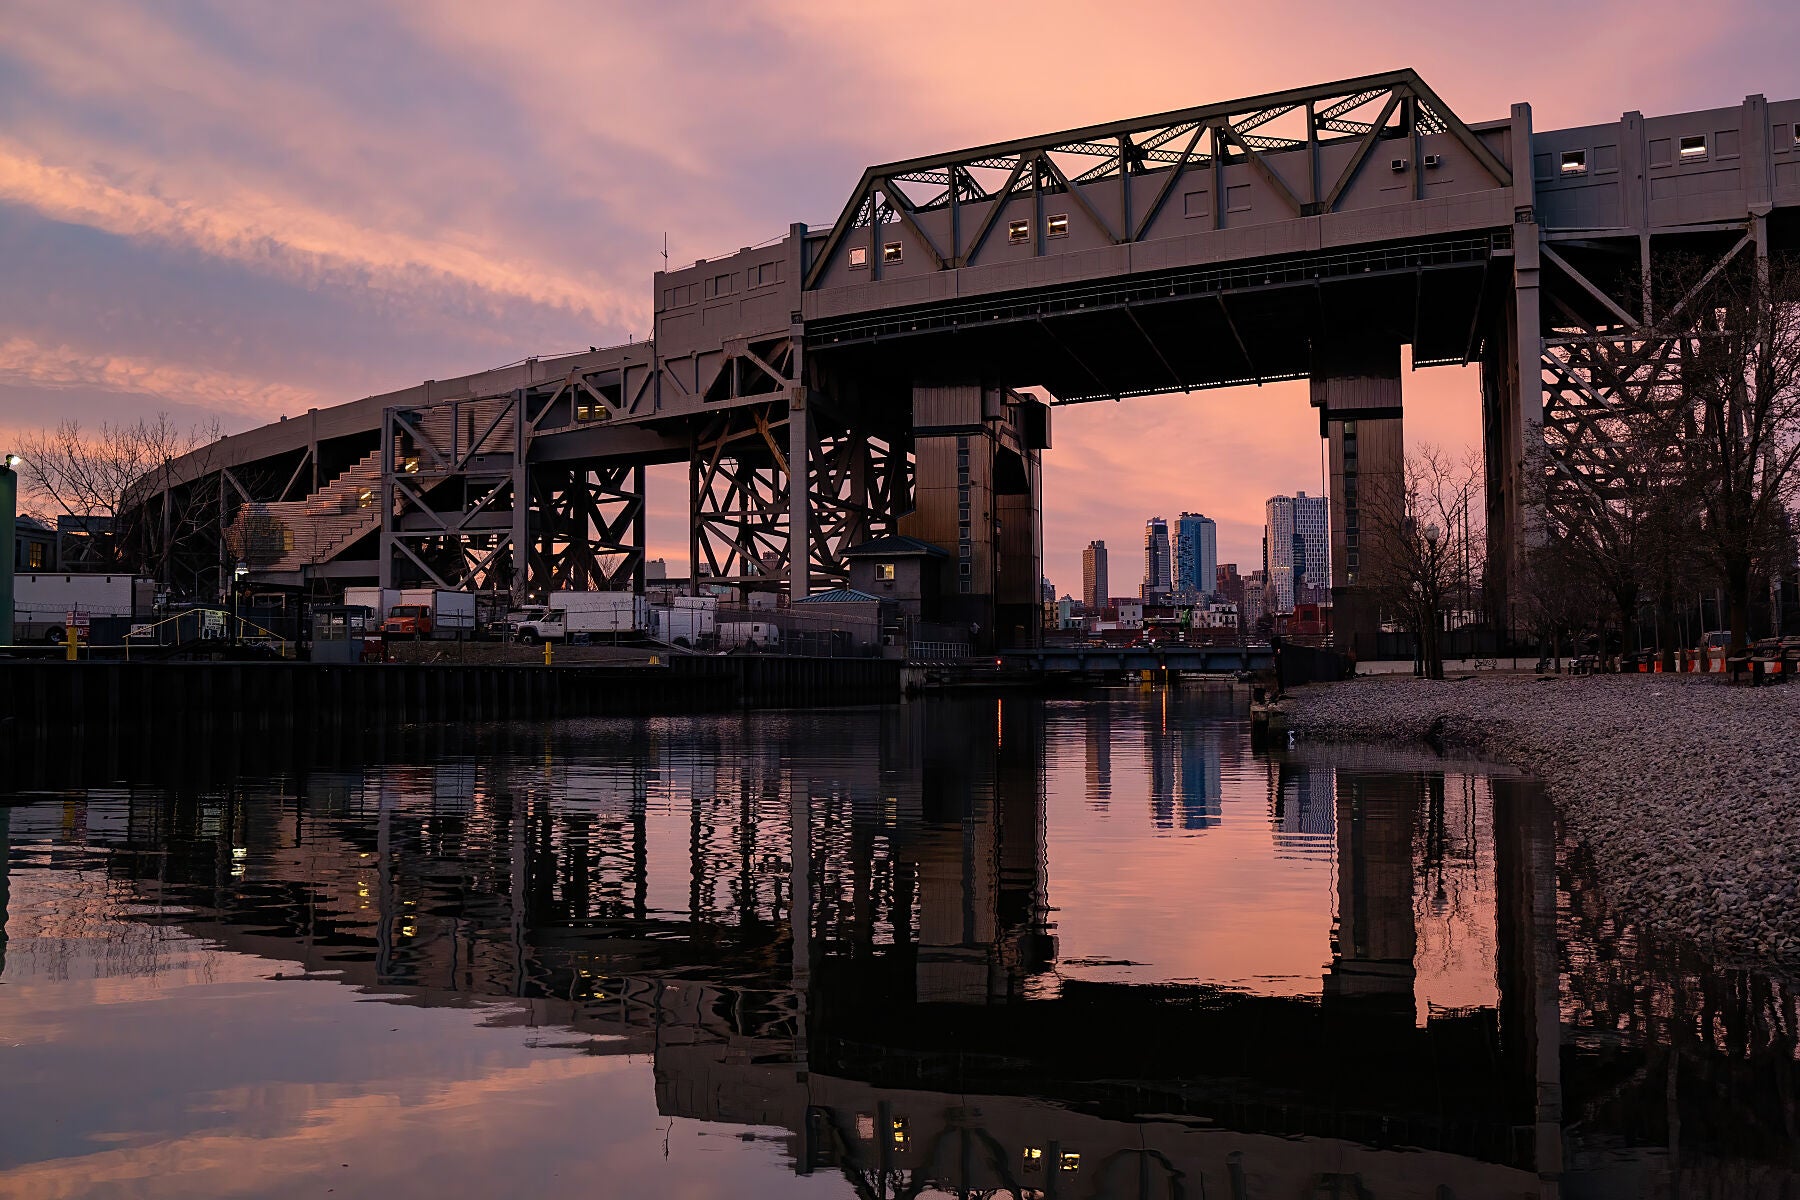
[{"xmin": 0, "ymin": 702, "xmax": 1625, "ymax": 1197}]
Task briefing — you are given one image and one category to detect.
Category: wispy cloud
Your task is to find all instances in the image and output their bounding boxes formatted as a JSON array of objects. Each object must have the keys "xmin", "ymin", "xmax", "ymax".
[{"xmin": 0, "ymin": 336, "xmax": 322, "ymax": 422}]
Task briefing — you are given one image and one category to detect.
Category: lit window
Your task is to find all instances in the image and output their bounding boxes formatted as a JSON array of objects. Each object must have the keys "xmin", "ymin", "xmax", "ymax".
[
  {"xmin": 403, "ymin": 455, "xmax": 421, "ymax": 473},
  {"xmin": 27, "ymin": 543, "xmax": 46, "ymax": 569},
  {"xmin": 1560, "ymin": 149, "xmax": 1587, "ymax": 176},
  {"xmin": 875, "ymin": 563, "xmax": 896, "ymax": 581},
  {"xmin": 1679, "ymin": 134, "xmax": 1707, "ymax": 160},
  {"xmin": 1022, "ymin": 1147, "xmax": 1044, "ymax": 1172},
  {"xmin": 1008, "ymin": 219, "xmax": 1030, "ymax": 244},
  {"xmin": 882, "ymin": 242, "xmax": 903, "ymax": 264},
  {"xmin": 1047, "ymin": 213, "xmax": 1069, "ymax": 238},
  {"xmin": 1060, "ymin": 1152, "xmax": 1081, "ymax": 1172},
  {"xmin": 849, "ymin": 246, "xmax": 868, "ymax": 268},
  {"xmin": 357, "ymin": 488, "xmax": 374, "ymax": 509},
  {"xmin": 575, "ymin": 403, "xmax": 593, "ymax": 422},
  {"xmin": 891, "ymin": 1118, "xmax": 909, "ymax": 1149}
]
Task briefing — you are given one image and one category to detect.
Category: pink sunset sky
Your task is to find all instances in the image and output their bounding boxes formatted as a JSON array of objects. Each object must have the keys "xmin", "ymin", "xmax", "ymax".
[{"xmin": 2, "ymin": 1, "xmax": 1794, "ymax": 591}]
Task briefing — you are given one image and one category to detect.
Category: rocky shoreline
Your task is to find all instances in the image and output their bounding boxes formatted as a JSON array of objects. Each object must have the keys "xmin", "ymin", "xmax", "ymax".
[{"xmin": 1277, "ymin": 673, "xmax": 1800, "ymax": 970}]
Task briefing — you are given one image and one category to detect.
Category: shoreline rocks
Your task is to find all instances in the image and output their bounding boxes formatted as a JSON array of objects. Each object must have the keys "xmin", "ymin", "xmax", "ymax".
[{"xmin": 1278, "ymin": 673, "xmax": 1800, "ymax": 971}]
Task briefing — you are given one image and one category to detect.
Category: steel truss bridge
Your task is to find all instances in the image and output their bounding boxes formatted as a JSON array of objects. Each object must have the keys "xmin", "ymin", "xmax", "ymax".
[{"xmin": 134, "ymin": 69, "xmax": 1800, "ymax": 648}]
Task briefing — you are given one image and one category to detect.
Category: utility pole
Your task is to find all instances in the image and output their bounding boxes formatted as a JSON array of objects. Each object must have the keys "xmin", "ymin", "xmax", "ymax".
[{"xmin": 0, "ymin": 452, "xmax": 19, "ymax": 645}]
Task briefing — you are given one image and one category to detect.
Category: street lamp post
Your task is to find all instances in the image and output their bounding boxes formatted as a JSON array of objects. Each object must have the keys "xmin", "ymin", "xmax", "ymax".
[
  {"xmin": 0, "ymin": 453, "xmax": 20, "ymax": 648},
  {"xmin": 1423, "ymin": 523, "xmax": 1442, "ymax": 678}
]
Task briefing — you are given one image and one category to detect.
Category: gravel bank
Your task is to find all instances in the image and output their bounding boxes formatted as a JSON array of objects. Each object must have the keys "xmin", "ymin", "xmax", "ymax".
[{"xmin": 1279, "ymin": 673, "xmax": 1800, "ymax": 968}]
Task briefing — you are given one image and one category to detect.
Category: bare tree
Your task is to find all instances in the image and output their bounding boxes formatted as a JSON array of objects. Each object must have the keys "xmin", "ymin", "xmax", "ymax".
[
  {"xmin": 1360, "ymin": 446, "xmax": 1485, "ymax": 680},
  {"xmin": 19, "ymin": 414, "xmax": 221, "ymax": 580},
  {"xmin": 1659, "ymin": 252, "xmax": 1800, "ymax": 651},
  {"xmin": 1514, "ymin": 537, "xmax": 1609, "ymax": 670}
]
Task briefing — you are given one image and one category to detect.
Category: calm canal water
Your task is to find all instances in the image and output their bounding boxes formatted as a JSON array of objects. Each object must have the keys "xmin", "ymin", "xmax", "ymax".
[{"xmin": 1, "ymin": 691, "xmax": 1795, "ymax": 1198}]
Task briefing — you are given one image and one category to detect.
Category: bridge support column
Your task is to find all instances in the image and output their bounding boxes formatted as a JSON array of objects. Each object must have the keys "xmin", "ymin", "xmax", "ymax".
[
  {"xmin": 1324, "ymin": 772, "xmax": 1417, "ymax": 1013},
  {"xmin": 1311, "ymin": 341, "xmax": 1403, "ymax": 662},
  {"xmin": 899, "ymin": 385, "xmax": 1046, "ymax": 651},
  {"xmin": 690, "ymin": 397, "xmax": 908, "ymax": 597},
  {"xmin": 526, "ymin": 461, "xmax": 647, "ymax": 593},
  {"xmin": 1483, "ymin": 102, "xmax": 1544, "ymax": 628},
  {"xmin": 789, "ymin": 388, "xmax": 811, "ymax": 601}
]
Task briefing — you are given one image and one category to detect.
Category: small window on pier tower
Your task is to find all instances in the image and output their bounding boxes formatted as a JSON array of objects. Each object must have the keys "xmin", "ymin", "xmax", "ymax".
[
  {"xmin": 1008, "ymin": 219, "xmax": 1030, "ymax": 244},
  {"xmin": 882, "ymin": 242, "xmax": 903, "ymax": 264},
  {"xmin": 1678, "ymin": 134, "xmax": 1708, "ymax": 161},
  {"xmin": 848, "ymin": 246, "xmax": 868, "ymax": 268},
  {"xmin": 1046, "ymin": 213, "xmax": 1069, "ymax": 238},
  {"xmin": 1560, "ymin": 149, "xmax": 1587, "ymax": 176}
]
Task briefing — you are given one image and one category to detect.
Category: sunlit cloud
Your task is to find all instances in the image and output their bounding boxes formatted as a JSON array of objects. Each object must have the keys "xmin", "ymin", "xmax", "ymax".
[
  {"xmin": 0, "ymin": 142, "xmax": 636, "ymax": 330},
  {"xmin": 0, "ymin": 336, "xmax": 321, "ymax": 422}
]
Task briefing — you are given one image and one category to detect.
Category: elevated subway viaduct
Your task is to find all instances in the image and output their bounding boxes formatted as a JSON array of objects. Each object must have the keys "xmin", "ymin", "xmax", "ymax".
[{"xmin": 133, "ymin": 70, "xmax": 1800, "ymax": 651}]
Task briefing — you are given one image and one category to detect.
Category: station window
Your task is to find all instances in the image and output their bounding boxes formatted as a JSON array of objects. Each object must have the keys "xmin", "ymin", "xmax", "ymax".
[
  {"xmin": 1008, "ymin": 219, "xmax": 1030, "ymax": 244},
  {"xmin": 26, "ymin": 542, "xmax": 46, "ymax": 569},
  {"xmin": 357, "ymin": 488, "xmax": 374, "ymax": 509},
  {"xmin": 1679, "ymin": 134, "xmax": 1708, "ymax": 161},
  {"xmin": 883, "ymin": 241, "xmax": 903, "ymax": 264},
  {"xmin": 891, "ymin": 1118, "xmax": 909, "ymax": 1150},
  {"xmin": 1060, "ymin": 1152, "xmax": 1082, "ymax": 1172},
  {"xmin": 960, "ymin": 544, "xmax": 971, "ymax": 558},
  {"xmin": 402, "ymin": 455, "xmax": 421, "ymax": 472},
  {"xmin": 1046, "ymin": 213, "xmax": 1069, "ymax": 238},
  {"xmin": 848, "ymin": 246, "xmax": 868, "ymax": 269},
  {"xmin": 959, "ymin": 580, "xmax": 972, "ymax": 593},
  {"xmin": 1560, "ymin": 149, "xmax": 1588, "ymax": 176},
  {"xmin": 1022, "ymin": 1147, "xmax": 1044, "ymax": 1172},
  {"xmin": 959, "ymin": 562, "xmax": 971, "ymax": 576},
  {"xmin": 875, "ymin": 563, "xmax": 896, "ymax": 581}
]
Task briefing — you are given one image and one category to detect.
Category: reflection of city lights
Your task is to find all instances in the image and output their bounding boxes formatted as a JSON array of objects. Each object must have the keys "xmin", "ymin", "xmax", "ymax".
[
  {"xmin": 357, "ymin": 882, "xmax": 369, "ymax": 898},
  {"xmin": 1060, "ymin": 1152, "xmax": 1081, "ymax": 1172},
  {"xmin": 856, "ymin": 1114, "xmax": 875, "ymax": 1140},
  {"xmin": 231, "ymin": 846, "xmax": 247, "ymax": 860},
  {"xmin": 1022, "ymin": 1147, "xmax": 1043, "ymax": 1171}
]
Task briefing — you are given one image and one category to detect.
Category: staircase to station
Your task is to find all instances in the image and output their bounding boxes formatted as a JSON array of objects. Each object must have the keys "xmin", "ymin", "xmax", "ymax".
[
  {"xmin": 232, "ymin": 396, "xmax": 524, "ymax": 581},
  {"xmin": 231, "ymin": 449, "xmax": 387, "ymax": 576}
]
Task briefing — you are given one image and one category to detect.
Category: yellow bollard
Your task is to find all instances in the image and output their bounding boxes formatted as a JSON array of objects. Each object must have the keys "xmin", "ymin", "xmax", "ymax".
[
  {"xmin": 65, "ymin": 625, "xmax": 78, "ymax": 661},
  {"xmin": 543, "ymin": 639, "xmax": 553, "ymax": 666}
]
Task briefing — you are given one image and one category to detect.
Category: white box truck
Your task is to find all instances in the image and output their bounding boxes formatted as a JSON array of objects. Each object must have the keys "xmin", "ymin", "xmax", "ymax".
[
  {"xmin": 512, "ymin": 592, "xmax": 648, "ymax": 642},
  {"xmin": 657, "ymin": 594, "xmax": 717, "ymax": 646},
  {"xmin": 718, "ymin": 620, "xmax": 780, "ymax": 650},
  {"xmin": 343, "ymin": 586, "xmax": 397, "ymax": 622},
  {"xmin": 13, "ymin": 573, "xmax": 148, "ymax": 643}
]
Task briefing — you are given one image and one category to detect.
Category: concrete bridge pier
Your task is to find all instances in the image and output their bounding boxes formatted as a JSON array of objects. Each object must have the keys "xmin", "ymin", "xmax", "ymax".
[
  {"xmin": 1311, "ymin": 340, "xmax": 1405, "ymax": 662},
  {"xmin": 898, "ymin": 384, "xmax": 1048, "ymax": 651}
]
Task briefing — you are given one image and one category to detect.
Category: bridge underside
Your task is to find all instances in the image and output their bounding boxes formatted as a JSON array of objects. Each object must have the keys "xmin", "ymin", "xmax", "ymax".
[{"xmin": 807, "ymin": 234, "xmax": 1500, "ymax": 405}]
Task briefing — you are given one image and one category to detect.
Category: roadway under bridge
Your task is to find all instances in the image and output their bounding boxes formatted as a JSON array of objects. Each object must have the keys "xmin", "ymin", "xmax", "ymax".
[{"xmin": 131, "ymin": 69, "xmax": 1800, "ymax": 651}]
